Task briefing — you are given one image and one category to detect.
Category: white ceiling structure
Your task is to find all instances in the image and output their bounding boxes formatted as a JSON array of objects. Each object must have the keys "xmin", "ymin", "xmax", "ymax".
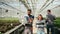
[{"xmin": 0, "ymin": 0, "xmax": 60, "ymax": 18}]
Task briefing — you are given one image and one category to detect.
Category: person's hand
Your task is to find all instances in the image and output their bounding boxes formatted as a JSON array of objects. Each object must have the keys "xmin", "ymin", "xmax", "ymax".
[
  {"xmin": 28, "ymin": 18, "xmax": 33, "ymax": 23},
  {"xmin": 30, "ymin": 27, "xmax": 33, "ymax": 31}
]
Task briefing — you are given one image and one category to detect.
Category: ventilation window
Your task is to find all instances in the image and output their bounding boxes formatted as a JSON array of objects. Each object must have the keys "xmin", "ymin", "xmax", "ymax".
[
  {"xmin": 5, "ymin": 10, "xmax": 8, "ymax": 12},
  {"xmin": 17, "ymin": 12, "xmax": 19, "ymax": 15}
]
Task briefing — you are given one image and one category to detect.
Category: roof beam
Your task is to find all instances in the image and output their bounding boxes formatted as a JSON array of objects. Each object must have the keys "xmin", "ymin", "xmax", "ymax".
[
  {"xmin": 19, "ymin": 0, "xmax": 29, "ymax": 9},
  {"xmin": 0, "ymin": 2, "xmax": 25, "ymax": 13},
  {"xmin": 39, "ymin": 0, "xmax": 54, "ymax": 13}
]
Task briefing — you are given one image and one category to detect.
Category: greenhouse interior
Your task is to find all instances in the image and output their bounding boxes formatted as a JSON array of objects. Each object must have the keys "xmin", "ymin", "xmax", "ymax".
[{"xmin": 0, "ymin": 0, "xmax": 60, "ymax": 34}]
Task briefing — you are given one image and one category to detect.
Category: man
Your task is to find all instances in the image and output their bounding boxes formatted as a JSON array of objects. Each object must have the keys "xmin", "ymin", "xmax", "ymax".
[
  {"xmin": 46, "ymin": 10, "xmax": 55, "ymax": 34},
  {"xmin": 24, "ymin": 9, "xmax": 34, "ymax": 34}
]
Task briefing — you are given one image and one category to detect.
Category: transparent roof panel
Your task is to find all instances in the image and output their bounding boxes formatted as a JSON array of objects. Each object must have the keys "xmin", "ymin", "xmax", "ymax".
[{"xmin": 0, "ymin": 0, "xmax": 60, "ymax": 17}]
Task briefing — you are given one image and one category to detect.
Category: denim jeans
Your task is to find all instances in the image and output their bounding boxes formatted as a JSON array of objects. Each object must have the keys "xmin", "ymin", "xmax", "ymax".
[
  {"xmin": 47, "ymin": 25, "xmax": 54, "ymax": 34},
  {"xmin": 24, "ymin": 27, "xmax": 31, "ymax": 34},
  {"xmin": 37, "ymin": 28, "xmax": 45, "ymax": 34}
]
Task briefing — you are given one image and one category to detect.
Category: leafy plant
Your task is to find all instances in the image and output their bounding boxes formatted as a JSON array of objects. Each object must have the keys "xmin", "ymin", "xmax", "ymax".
[{"xmin": 54, "ymin": 17, "xmax": 60, "ymax": 28}]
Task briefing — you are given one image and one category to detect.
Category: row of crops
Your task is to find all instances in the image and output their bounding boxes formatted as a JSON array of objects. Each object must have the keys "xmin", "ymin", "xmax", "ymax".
[
  {"xmin": 54, "ymin": 17, "xmax": 60, "ymax": 28},
  {"xmin": 0, "ymin": 17, "xmax": 21, "ymax": 33},
  {"xmin": 54, "ymin": 17, "xmax": 60, "ymax": 34}
]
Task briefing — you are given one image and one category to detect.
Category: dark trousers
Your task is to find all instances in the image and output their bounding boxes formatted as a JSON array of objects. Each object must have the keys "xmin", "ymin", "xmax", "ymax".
[
  {"xmin": 25, "ymin": 24, "xmax": 33, "ymax": 34},
  {"xmin": 30, "ymin": 26, "xmax": 33, "ymax": 34},
  {"xmin": 31, "ymin": 28, "xmax": 33, "ymax": 34},
  {"xmin": 47, "ymin": 25, "xmax": 54, "ymax": 34}
]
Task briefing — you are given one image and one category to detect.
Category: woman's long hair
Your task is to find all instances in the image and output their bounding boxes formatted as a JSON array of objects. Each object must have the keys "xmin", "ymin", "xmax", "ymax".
[{"xmin": 37, "ymin": 14, "xmax": 43, "ymax": 20}]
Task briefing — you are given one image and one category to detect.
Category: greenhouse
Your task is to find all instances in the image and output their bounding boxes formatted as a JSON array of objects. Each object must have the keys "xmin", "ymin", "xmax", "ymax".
[{"xmin": 0, "ymin": 0, "xmax": 60, "ymax": 34}]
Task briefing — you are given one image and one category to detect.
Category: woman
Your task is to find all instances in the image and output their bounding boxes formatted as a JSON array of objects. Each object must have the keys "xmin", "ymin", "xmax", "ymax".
[{"xmin": 36, "ymin": 14, "xmax": 46, "ymax": 34}]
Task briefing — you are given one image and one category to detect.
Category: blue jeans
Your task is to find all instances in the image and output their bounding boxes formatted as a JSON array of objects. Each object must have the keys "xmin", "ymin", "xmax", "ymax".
[
  {"xmin": 47, "ymin": 25, "xmax": 54, "ymax": 34},
  {"xmin": 37, "ymin": 28, "xmax": 45, "ymax": 34},
  {"xmin": 24, "ymin": 27, "xmax": 31, "ymax": 34}
]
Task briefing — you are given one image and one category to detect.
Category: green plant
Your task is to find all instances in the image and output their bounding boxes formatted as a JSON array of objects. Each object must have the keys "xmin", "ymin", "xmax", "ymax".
[{"xmin": 54, "ymin": 17, "xmax": 60, "ymax": 28}]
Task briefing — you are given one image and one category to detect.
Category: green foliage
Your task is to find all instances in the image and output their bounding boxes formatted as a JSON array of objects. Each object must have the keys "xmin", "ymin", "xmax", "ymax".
[
  {"xmin": 54, "ymin": 17, "xmax": 60, "ymax": 28},
  {"xmin": 0, "ymin": 17, "xmax": 19, "ymax": 23},
  {"xmin": 0, "ymin": 17, "xmax": 21, "ymax": 33}
]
